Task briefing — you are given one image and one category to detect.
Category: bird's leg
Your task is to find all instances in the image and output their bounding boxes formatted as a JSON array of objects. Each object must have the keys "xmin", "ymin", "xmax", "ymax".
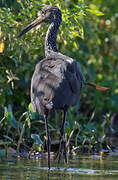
[
  {"xmin": 56, "ymin": 107, "xmax": 68, "ymax": 163},
  {"xmin": 44, "ymin": 110, "xmax": 51, "ymax": 169}
]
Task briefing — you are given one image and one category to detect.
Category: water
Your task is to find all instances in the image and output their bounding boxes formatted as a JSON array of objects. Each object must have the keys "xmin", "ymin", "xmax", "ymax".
[{"xmin": 0, "ymin": 154, "xmax": 118, "ymax": 180}]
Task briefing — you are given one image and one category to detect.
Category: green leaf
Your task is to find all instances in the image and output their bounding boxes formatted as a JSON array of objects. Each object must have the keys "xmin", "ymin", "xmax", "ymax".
[
  {"xmin": 31, "ymin": 134, "xmax": 43, "ymax": 146},
  {"xmin": 86, "ymin": 4, "xmax": 104, "ymax": 16},
  {"xmin": 86, "ymin": 8, "xmax": 104, "ymax": 16},
  {"xmin": 26, "ymin": 111, "xmax": 31, "ymax": 128},
  {"xmin": 4, "ymin": 105, "xmax": 17, "ymax": 128},
  {"xmin": 28, "ymin": 103, "xmax": 34, "ymax": 113}
]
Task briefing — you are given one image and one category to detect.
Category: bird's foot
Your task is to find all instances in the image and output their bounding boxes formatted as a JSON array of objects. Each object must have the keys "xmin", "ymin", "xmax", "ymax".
[{"xmin": 55, "ymin": 137, "xmax": 67, "ymax": 163}]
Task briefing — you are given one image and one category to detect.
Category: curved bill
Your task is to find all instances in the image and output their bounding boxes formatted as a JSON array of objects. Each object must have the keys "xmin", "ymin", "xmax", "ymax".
[{"xmin": 18, "ymin": 16, "xmax": 43, "ymax": 38}]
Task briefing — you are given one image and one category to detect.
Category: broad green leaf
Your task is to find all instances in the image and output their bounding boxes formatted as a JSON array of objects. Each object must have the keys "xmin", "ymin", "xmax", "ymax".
[{"xmin": 31, "ymin": 134, "xmax": 43, "ymax": 145}]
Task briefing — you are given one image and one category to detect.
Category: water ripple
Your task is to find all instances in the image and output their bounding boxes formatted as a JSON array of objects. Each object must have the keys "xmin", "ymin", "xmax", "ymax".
[{"xmin": 36, "ymin": 166, "xmax": 118, "ymax": 176}]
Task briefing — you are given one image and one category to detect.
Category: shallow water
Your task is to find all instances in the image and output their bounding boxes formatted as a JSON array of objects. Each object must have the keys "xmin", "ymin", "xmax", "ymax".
[{"xmin": 0, "ymin": 154, "xmax": 118, "ymax": 180}]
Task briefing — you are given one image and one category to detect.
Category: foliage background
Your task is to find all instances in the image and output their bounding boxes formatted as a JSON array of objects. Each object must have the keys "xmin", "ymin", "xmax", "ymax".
[{"xmin": 0, "ymin": 0, "xmax": 118, "ymax": 153}]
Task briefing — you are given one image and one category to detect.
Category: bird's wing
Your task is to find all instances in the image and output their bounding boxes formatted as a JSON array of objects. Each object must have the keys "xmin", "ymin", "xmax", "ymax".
[
  {"xmin": 30, "ymin": 59, "xmax": 62, "ymax": 112},
  {"xmin": 50, "ymin": 53, "xmax": 84, "ymax": 93},
  {"xmin": 75, "ymin": 61, "xmax": 85, "ymax": 83},
  {"xmin": 40, "ymin": 57, "xmax": 82, "ymax": 93},
  {"xmin": 39, "ymin": 57, "xmax": 83, "ymax": 95},
  {"xmin": 31, "ymin": 57, "xmax": 83, "ymax": 113},
  {"xmin": 61, "ymin": 60, "xmax": 83, "ymax": 94}
]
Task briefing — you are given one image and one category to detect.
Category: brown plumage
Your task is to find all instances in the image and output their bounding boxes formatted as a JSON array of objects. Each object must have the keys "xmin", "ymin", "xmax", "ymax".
[
  {"xmin": 18, "ymin": 5, "xmax": 109, "ymax": 169},
  {"xmin": 31, "ymin": 53, "xmax": 83, "ymax": 114}
]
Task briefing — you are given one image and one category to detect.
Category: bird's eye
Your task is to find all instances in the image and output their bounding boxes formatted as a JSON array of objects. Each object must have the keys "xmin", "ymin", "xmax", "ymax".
[{"xmin": 42, "ymin": 11, "xmax": 45, "ymax": 16}]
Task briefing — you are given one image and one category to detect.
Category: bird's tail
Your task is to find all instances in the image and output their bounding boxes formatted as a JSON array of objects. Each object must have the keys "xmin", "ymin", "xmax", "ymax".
[{"xmin": 85, "ymin": 82, "xmax": 109, "ymax": 92}]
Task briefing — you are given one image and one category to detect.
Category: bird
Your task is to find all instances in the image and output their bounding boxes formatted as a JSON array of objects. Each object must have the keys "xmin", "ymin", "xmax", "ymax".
[{"xmin": 18, "ymin": 5, "xmax": 109, "ymax": 169}]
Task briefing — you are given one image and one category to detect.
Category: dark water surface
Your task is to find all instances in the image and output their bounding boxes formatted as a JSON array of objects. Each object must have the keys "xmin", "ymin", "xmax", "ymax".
[{"xmin": 0, "ymin": 154, "xmax": 118, "ymax": 180}]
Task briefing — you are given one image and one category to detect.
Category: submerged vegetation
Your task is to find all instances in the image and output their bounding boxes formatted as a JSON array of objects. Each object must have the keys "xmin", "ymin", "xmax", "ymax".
[{"xmin": 0, "ymin": 0, "xmax": 118, "ymax": 157}]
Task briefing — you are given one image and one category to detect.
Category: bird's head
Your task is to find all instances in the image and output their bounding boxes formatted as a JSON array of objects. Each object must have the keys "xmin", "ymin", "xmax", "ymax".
[{"xmin": 18, "ymin": 5, "xmax": 62, "ymax": 38}]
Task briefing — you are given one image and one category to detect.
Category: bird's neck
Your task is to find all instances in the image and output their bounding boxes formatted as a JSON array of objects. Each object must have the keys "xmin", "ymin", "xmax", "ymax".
[{"xmin": 45, "ymin": 21, "xmax": 60, "ymax": 57}]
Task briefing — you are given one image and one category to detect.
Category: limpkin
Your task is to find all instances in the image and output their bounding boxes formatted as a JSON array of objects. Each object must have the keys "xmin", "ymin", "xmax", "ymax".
[{"xmin": 18, "ymin": 5, "xmax": 109, "ymax": 169}]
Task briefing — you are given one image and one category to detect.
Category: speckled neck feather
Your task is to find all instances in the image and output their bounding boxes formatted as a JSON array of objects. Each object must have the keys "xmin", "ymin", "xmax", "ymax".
[{"xmin": 45, "ymin": 12, "xmax": 62, "ymax": 57}]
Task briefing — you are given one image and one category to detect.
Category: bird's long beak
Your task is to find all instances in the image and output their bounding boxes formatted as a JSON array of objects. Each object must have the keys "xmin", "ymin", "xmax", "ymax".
[{"xmin": 18, "ymin": 16, "xmax": 43, "ymax": 38}]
